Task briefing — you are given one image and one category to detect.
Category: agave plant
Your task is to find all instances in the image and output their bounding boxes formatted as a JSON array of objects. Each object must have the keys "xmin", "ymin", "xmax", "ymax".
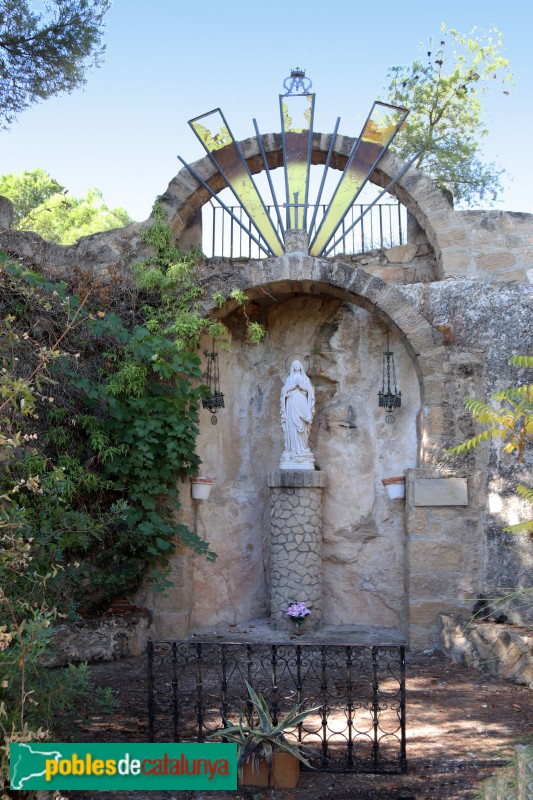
[{"xmin": 210, "ymin": 681, "xmax": 321, "ymax": 776}]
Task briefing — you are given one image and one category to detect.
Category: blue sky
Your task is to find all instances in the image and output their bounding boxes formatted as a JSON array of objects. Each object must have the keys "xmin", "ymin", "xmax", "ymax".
[{"xmin": 1, "ymin": 0, "xmax": 531, "ymax": 221}]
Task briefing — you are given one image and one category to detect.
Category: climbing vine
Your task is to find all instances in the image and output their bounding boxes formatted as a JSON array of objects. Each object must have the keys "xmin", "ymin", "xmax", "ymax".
[
  {"xmin": 0, "ymin": 199, "xmax": 269, "ymax": 788},
  {"xmin": 0, "ymin": 239, "xmax": 217, "ymax": 617},
  {"xmin": 0, "ymin": 198, "xmax": 270, "ymax": 617}
]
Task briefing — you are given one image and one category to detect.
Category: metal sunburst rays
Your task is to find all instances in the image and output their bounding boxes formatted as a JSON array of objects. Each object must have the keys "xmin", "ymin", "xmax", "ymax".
[{"xmin": 178, "ymin": 69, "xmax": 411, "ymax": 257}]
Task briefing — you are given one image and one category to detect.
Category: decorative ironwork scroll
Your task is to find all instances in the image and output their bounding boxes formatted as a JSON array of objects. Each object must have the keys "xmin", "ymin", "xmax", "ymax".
[{"xmin": 148, "ymin": 641, "xmax": 407, "ymax": 775}]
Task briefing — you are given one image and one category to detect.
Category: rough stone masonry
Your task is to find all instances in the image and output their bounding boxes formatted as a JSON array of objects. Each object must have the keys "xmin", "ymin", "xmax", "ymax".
[{"xmin": 1, "ymin": 136, "xmax": 532, "ymax": 652}]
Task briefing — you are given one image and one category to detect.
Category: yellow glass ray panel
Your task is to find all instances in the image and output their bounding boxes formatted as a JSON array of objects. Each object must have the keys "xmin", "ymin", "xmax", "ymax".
[
  {"xmin": 309, "ymin": 102, "xmax": 408, "ymax": 257},
  {"xmin": 280, "ymin": 93, "xmax": 314, "ymax": 229},
  {"xmin": 190, "ymin": 110, "xmax": 283, "ymax": 256}
]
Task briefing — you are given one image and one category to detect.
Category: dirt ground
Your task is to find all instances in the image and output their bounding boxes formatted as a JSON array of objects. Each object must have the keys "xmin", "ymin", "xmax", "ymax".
[{"xmin": 61, "ymin": 648, "xmax": 533, "ymax": 800}]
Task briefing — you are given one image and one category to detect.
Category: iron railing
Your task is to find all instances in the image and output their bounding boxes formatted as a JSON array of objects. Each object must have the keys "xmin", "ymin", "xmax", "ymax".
[
  {"xmin": 202, "ymin": 201, "xmax": 406, "ymax": 260},
  {"xmin": 147, "ymin": 641, "xmax": 406, "ymax": 775}
]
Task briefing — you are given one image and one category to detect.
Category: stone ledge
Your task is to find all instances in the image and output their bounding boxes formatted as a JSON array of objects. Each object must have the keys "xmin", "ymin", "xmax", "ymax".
[
  {"xmin": 284, "ymin": 229, "xmax": 309, "ymax": 254},
  {"xmin": 267, "ymin": 470, "xmax": 327, "ymax": 488},
  {"xmin": 439, "ymin": 613, "xmax": 533, "ymax": 690},
  {"xmin": 44, "ymin": 610, "xmax": 153, "ymax": 667}
]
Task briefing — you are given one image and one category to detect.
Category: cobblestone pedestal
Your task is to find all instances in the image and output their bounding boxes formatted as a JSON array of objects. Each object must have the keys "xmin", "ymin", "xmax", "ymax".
[{"xmin": 267, "ymin": 470, "xmax": 326, "ymax": 632}]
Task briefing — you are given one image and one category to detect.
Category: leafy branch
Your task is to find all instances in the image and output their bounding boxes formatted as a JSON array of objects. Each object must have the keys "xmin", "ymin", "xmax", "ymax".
[
  {"xmin": 447, "ymin": 354, "xmax": 533, "ymax": 536},
  {"xmin": 385, "ymin": 24, "xmax": 513, "ymax": 204}
]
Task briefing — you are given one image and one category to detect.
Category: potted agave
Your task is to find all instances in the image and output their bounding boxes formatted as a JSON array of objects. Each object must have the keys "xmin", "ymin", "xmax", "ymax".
[{"xmin": 210, "ymin": 681, "xmax": 320, "ymax": 788}]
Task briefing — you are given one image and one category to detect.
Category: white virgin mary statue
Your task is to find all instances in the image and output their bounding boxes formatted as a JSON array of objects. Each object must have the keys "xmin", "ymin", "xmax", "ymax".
[{"xmin": 279, "ymin": 360, "xmax": 315, "ymax": 470}]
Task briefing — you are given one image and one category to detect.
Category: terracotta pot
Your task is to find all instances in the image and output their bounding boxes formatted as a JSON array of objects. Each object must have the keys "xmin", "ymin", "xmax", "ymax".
[
  {"xmin": 381, "ymin": 476, "xmax": 405, "ymax": 500},
  {"xmin": 239, "ymin": 752, "xmax": 300, "ymax": 788},
  {"xmin": 190, "ymin": 477, "xmax": 214, "ymax": 500}
]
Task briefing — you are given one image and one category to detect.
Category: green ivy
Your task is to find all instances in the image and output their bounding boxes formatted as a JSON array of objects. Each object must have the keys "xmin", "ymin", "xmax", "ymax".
[{"xmin": 1, "ymin": 251, "xmax": 217, "ymax": 614}]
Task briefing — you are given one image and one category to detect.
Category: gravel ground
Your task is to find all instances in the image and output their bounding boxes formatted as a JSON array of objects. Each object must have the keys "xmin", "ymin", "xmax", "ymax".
[{"xmin": 59, "ymin": 646, "xmax": 533, "ymax": 800}]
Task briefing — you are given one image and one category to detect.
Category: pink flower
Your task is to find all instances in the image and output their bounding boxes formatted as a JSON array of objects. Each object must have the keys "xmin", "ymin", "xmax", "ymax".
[{"xmin": 286, "ymin": 602, "xmax": 311, "ymax": 619}]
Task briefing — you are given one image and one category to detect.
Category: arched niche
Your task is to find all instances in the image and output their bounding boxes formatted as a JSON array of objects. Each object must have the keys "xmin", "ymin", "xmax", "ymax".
[{"xmin": 199, "ymin": 259, "xmax": 447, "ymax": 457}]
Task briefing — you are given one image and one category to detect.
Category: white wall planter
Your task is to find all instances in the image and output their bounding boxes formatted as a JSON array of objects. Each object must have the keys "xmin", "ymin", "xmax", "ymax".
[
  {"xmin": 382, "ymin": 476, "xmax": 405, "ymax": 501},
  {"xmin": 191, "ymin": 477, "xmax": 214, "ymax": 500}
]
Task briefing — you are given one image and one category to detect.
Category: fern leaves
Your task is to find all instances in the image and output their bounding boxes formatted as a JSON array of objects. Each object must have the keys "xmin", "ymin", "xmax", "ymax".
[
  {"xmin": 447, "ymin": 356, "xmax": 533, "ymax": 463},
  {"xmin": 448, "ymin": 355, "xmax": 532, "ymax": 538}
]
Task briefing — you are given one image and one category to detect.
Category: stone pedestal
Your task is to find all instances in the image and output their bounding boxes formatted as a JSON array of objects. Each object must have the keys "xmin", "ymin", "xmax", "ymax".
[
  {"xmin": 284, "ymin": 229, "xmax": 309, "ymax": 254},
  {"xmin": 267, "ymin": 470, "xmax": 326, "ymax": 632}
]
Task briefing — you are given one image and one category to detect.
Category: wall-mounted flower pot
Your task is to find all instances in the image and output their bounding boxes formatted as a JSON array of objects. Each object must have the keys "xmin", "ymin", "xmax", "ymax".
[
  {"xmin": 382, "ymin": 476, "xmax": 405, "ymax": 501},
  {"xmin": 191, "ymin": 477, "xmax": 214, "ymax": 500}
]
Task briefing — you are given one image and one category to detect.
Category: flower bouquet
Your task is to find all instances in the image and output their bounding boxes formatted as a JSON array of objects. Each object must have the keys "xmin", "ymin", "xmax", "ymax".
[{"xmin": 286, "ymin": 601, "xmax": 311, "ymax": 633}]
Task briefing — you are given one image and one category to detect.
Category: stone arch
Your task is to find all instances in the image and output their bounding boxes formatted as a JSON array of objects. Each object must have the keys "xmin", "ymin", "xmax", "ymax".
[
  {"xmin": 160, "ymin": 132, "xmax": 472, "ymax": 278},
  {"xmin": 176, "ymin": 255, "xmax": 466, "ymax": 648},
  {"xmin": 199, "ymin": 255, "xmax": 448, "ymax": 463}
]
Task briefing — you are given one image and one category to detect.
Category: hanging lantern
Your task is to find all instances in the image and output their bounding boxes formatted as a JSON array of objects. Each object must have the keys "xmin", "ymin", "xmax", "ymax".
[
  {"xmin": 378, "ymin": 331, "xmax": 401, "ymax": 424},
  {"xmin": 202, "ymin": 343, "xmax": 224, "ymax": 425}
]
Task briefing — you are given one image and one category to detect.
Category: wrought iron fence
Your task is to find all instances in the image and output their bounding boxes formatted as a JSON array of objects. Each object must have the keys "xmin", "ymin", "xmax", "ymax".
[
  {"xmin": 148, "ymin": 641, "xmax": 406, "ymax": 775},
  {"xmin": 202, "ymin": 201, "xmax": 406, "ymax": 259}
]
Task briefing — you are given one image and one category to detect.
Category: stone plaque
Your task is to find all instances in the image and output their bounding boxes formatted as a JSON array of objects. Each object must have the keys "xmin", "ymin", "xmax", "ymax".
[{"xmin": 414, "ymin": 478, "xmax": 468, "ymax": 507}]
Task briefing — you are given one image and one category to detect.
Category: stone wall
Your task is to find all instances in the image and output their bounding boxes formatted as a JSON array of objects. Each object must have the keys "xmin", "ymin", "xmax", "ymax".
[
  {"xmin": 138, "ymin": 291, "xmax": 422, "ymax": 638},
  {"xmin": 405, "ymin": 469, "xmax": 485, "ymax": 649},
  {"xmin": 44, "ymin": 611, "xmax": 153, "ymax": 667},
  {"xmin": 1, "ymin": 150, "xmax": 531, "ymax": 651},
  {"xmin": 130, "ymin": 260, "xmax": 532, "ymax": 649},
  {"xmin": 0, "ymin": 197, "xmax": 150, "ymax": 280},
  {"xmin": 400, "ymin": 279, "xmax": 533, "ymax": 631},
  {"xmin": 268, "ymin": 470, "xmax": 325, "ymax": 631},
  {"xmin": 331, "ymin": 242, "xmax": 437, "ymax": 284},
  {"xmin": 460, "ymin": 210, "xmax": 533, "ymax": 283},
  {"xmin": 2, "ymin": 193, "xmax": 533, "ymax": 287},
  {"xmin": 439, "ymin": 613, "xmax": 533, "ymax": 690}
]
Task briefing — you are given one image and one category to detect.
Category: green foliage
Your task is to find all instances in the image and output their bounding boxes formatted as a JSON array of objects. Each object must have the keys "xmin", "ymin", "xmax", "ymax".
[
  {"xmin": 0, "ymin": 168, "xmax": 64, "ymax": 226},
  {"xmin": 0, "ymin": 0, "xmax": 111, "ymax": 128},
  {"xmin": 247, "ymin": 321, "xmax": 266, "ymax": 344},
  {"xmin": 229, "ymin": 289, "xmax": 247, "ymax": 305},
  {"xmin": 448, "ymin": 365, "xmax": 533, "ymax": 463},
  {"xmin": 0, "ymin": 169, "xmax": 132, "ymax": 243},
  {"xmin": 0, "ymin": 529, "xmax": 92, "ymax": 790},
  {"xmin": 0, "ymin": 253, "xmax": 216, "ymax": 617},
  {"xmin": 26, "ymin": 187, "xmax": 132, "ymax": 244},
  {"xmin": 134, "ymin": 200, "xmax": 226, "ymax": 349},
  {"xmin": 447, "ymin": 354, "xmax": 532, "ymax": 536},
  {"xmin": 510, "ymin": 355, "xmax": 533, "ymax": 369},
  {"xmin": 209, "ymin": 681, "xmax": 320, "ymax": 776},
  {"xmin": 136, "ymin": 205, "xmax": 267, "ymax": 346},
  {"xmin": 384, "ymin": 24, "xmax": 512, "ymax": 205},
  {"xmin": 0, "ymin": 212, "xmax": 233, "ymax": 789},
  {"xmin": 503, "ymin": 485, "xmax": 533, "ymax": 535},
  {"xmin": 213, "ymin": 288, "xmax": 266, "ymax": 344},
  {"xmin": 0, "ymin": 297, "xmax": 97, "ymax": 795},
  {"xmin": 69, "ymin": 316, "xmax": 217, "ymax": 585}
]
